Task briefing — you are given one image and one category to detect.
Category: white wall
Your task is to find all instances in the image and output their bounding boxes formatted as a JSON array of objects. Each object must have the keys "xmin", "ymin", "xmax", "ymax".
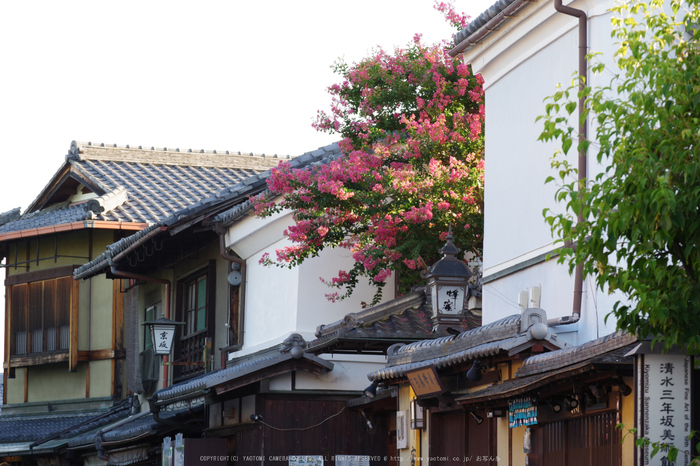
[
  {"xmin": 462, "ymin": 0, "xmax": 622, "ymax": 344},
  {"xmin": 269, "ymin": 355, "xmax": 387, "ymax": 392},
  {"xmin": 226, "ymin": 208, "xmax": 394, "ymax": 358}
]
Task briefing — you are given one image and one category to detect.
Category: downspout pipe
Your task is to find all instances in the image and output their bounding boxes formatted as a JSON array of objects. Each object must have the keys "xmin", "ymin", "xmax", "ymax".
[
  {"xmin": 219, "ymin": 234, "xmax": 246, "ymax": 366},
  {"xmin": 109, "ymin": 264, "xmax": 172, "ymax": 389},
  {"xmin": 548, "ymin": 0, "xmax": 588, "ymax": 327},
  {"xmin": 147, "ymin": 393, "xmax": 206, "ymax": 433}
]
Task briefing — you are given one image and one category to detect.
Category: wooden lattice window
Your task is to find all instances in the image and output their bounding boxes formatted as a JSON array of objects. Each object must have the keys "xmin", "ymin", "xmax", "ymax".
[
  {"xmin": 12, "ymin": 277, "xmax": 71, "ymax": 355},
  {"xmin": 6, "ymin": 265, "xmax": 79, "ymax": 370}
]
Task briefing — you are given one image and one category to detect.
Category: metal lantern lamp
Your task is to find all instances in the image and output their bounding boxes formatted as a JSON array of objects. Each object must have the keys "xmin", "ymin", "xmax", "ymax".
[
  {"xmin": 143, "ymin": 316, "xmax": 184, "ymax": 355},
  {"xmin": 424, "ymin": 226, "xmax": 473, "ymax": 333},
  {"xmin": 410, "ymin": 398, "xmax": 425, "ymax": 430}
]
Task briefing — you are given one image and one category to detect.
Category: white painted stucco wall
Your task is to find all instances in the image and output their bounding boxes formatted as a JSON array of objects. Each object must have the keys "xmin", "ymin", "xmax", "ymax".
[
  {"xmin": 225, "ymin": 208, "xmax": 394, "ymax": 358},
  {"xmin": 461, "ymin": 0, "xmax": 623, "ymax": 342}
]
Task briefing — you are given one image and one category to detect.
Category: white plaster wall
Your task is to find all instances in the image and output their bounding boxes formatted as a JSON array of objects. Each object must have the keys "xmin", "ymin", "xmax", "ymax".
[
  {"xmin": 295, "ymin": 355, "xmax": 387, "ymax": 391},
  {"xmin": 482, "ymin": 259, "xmax": 620, "ymax": 344},
  {"xmin": 295, "ymin": 247, "xmax": 394, "ymax": 335},
  {"xmin": 461, "ymin": 0, "xmax": 623, "ymax": 345},
  {"xmin": 226, "ymin": 206, "xmax": 395, "ymax": 358},
  {"xmin": 242, "ymin": 238, "xmax": 301, "ymax": 354}
]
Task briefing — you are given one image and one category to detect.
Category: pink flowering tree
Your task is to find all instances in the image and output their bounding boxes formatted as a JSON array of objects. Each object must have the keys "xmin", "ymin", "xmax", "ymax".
[{"xmin": 255, "ymin": 2, "xmax": 484, "ymax": 305}]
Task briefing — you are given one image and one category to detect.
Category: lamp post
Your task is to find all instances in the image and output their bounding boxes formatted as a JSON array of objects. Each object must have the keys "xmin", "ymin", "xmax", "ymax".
[
  {"xmin": 424, "ymin": 226, "xmax": 472, "ymax": 333},
  {"xmin": 143, "ymin": 317, "xmax": 184, "ymax": 356}
]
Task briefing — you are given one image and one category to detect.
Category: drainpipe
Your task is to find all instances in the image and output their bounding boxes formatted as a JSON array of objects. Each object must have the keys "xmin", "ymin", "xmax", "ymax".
[
  {"xmin": 547, "ymin": 0, "xmax": 588, "ymax": 327},
  {"xmin": 109, "ymin": 264, "xmax": 172, "ymax": 389},
  {"xmin": 147, "ymin": 393, "xmax": 206, "ymax": 433},
  {"xmin": 219, "ymin": 234, "xmax": 246, "ymax": 365}
]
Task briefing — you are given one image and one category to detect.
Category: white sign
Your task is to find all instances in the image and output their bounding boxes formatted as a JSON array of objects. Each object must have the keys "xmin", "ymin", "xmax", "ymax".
[
  {"xmin": 640, "ymin": 354, "xmax": 692, "ymax": 466},
  {"xmin": 335, "ymin": 456, "xmax": 370, "ymax": 466},
  {"xmin": 289, "ymin": 456, "xmax": 323, "ymax": 466}
]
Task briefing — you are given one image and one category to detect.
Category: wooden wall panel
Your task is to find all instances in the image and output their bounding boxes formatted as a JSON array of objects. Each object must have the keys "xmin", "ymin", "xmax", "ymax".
[
  {"xmin": 69, "ymin": 277, "xmax": 79, "ymax": 371},
  {"xmin": 237, "ymin": 395, "xmax": 391, "ymax": 464},
  {"xmin": 430, "ymin": 410, "xmax": 466, "ymax": 463}
]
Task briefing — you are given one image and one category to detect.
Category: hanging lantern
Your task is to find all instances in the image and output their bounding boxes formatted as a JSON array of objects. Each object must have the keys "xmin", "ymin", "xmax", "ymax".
[
  {"xmin": 143, "ymin": 317, "xmax": 184, "ymax": 356},
  {"xmin": 425, "ymin": 227, "xmax": 472, "ymax": 333}
]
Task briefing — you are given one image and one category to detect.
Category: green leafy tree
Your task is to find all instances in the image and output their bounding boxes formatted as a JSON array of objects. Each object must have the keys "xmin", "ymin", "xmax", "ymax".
[{"xmin": 539, "ymin": 0, "xmax": 700, "ymax": 353}]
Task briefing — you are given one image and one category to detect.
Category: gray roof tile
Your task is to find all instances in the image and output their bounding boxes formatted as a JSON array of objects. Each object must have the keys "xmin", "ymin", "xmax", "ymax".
[
  {"xmin": 450, "ymin": 0, "xmax": 531, "ymax": 54},
  {"xmin": 307, "ymin": 290, "xmax": 454, "ymax": 353},
  {"xmin": 0, "ymin": 402, "xmax": 130, "ymax": 443},
  {"xmin": 515, "ymin": 331, "xmax": 636, "ymax": 378},
  {"xmin": 0, "ymin": 141, "xmax": 285, "ymax": 236}
]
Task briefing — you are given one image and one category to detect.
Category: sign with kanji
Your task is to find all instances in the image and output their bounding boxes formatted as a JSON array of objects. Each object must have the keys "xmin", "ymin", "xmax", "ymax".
[
  {"xmin": 406, "ymin": 365, "xmax": 446, "ymax": 398},
  {"xmin": 640, "ymin": 354, "xmax": 692, "ymax": 466}
]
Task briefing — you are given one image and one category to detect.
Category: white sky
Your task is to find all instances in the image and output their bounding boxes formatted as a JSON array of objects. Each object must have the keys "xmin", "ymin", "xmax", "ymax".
[
  {"xmin": 0, "ymin": 1, "xmax": 495, "ymax": 345},
  {"xmin": 0, "ymin": 0, "xmax": 496, "ymax": 213}
]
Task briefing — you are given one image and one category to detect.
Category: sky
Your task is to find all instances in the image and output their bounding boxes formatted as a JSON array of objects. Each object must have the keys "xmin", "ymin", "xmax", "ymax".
[
  {"xmin": 0, "ymin": 1, "xmax": 495, "ymax": 343},
  {"xmin": 0, "ymin": 0, "xmax": 496, "ymax": 214}
]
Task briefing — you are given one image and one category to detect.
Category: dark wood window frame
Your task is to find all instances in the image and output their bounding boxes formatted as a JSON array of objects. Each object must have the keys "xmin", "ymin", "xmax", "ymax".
[
  {"xmin": 173, "ymin": 261, "xmax": 216, "ymax": 381},
  {"xmin": 5, "ymin": 265, "xmax": 80, "ymax": 371}
]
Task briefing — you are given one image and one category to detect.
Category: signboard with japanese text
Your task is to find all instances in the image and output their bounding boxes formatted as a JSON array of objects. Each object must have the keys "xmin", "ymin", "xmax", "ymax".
[
  {"xmin": 639, "ymin": 354, "xmax": 692, "ymax": 466},
  {"xmin": 406, "ymin": 365, "xmax": 446, "ymax": 398}
]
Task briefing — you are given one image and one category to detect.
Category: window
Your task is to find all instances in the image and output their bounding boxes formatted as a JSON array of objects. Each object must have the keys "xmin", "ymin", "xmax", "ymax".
[
  {"xmin": 12, "ymin": 277, "xmax": 71, "ymax": 355},
  {"xmin": 174, "ymin": 261, "xmax": 215, "ymax": 381},
  {"xmin": 184, "ymin": 276, "xmax": 207, "ymax": 336},
  {"xmin": 7, "ymin": 265, "xmax": 79, "ymax": 369}
]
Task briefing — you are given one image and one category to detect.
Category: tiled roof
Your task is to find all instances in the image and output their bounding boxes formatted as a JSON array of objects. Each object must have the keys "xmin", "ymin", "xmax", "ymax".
[
  {"xmin": 449, "ymin": 0, "xmax": 533, "ymax": 55},
  {"xmin": 515, "ymin": 331, "xmax": 636, "ymax": 378},
  {"xmin": 213, "ymin": 142, "xmax": 343, "ymax": 227},
  {"xmin": 387, "ymin": 314, "xmax": 523, "ymax": 366},
  {"xmin": 0, "ymin": 141, "xmax": 290, "ymax": 237},
  {"xmin": 307, "ymin": 290, "xmax": 437, "ymax": 353},
  {"xmin": 455, "ymin": 343, "xmax": 635, "ymax": 405},
  {"xmin": 75, "ymin": 141, "xmax": 344, "ymax": 280},
  {"xmin": 152, "ymin": 344, "xmax": 333, "ymax": 406},
  {"xmin": 67, "ymin": 408, "xmax": 193, "ymax": 448},
  {"xmin": 368, "ymin": 309, "xmax": 570, "ymax": 382},
  {"xmin": 0, "ymin": 401, "xmax": 130, "ymax": 444},
  {"xmin": 0, "ymin": 208, "xmax": 20, "ymax": 227},
  {"xmin": 0, "ymin": 187, "xmax": 130, "ymax": 235}
]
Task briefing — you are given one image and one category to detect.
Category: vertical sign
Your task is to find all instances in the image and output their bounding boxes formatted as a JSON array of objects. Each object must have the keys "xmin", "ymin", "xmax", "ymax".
[{"xmin": 640, "ymin": 354, "xmax": 692, "ymax": 466}]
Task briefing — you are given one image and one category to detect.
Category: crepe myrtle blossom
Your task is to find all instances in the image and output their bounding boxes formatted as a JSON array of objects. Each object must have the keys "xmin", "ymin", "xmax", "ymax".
[{"xmin": 254, "ymin": 1, "xmax": 483, "ymax": 305}]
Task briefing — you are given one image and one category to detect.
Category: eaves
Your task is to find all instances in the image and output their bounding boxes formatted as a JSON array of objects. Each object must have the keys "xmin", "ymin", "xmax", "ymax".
[{"xmin": 0, "ymin": 220, "xmax": 148, "ymax": 243}]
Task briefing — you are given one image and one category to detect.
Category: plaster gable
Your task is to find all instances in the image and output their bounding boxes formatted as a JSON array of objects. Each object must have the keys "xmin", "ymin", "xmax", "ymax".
[
  {"xmin": 460, "ymin": 0, "xmax": 616, "ymax": 88},
  {"xmin": 224, "ymin": 208, "xmax": 292, "ymax": 260}
]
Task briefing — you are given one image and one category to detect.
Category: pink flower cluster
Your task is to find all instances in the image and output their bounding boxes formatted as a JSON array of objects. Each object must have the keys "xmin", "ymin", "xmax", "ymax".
[
  {"xmin": 434, "ymin": 0, "xmax": 470, "ymax": 30},
  {"xmin": 255, "ymin": 14, "xmax": 485, "ymax": 304}
]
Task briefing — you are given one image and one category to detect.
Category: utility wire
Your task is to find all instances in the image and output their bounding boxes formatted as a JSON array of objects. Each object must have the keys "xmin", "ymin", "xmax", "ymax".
[{"xmin": 257, "ymin": 407, "xmax": 347, "ymax": 431}]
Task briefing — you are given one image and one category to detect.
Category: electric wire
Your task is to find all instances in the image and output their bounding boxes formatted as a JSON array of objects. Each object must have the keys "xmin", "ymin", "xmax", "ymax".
[{"xmin": 256, "ymin": 407, "xmax": 347, "ymax": 431}]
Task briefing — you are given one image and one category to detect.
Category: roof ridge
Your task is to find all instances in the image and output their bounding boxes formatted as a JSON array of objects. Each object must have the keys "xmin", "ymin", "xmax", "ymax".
[
  {"xmin": 68, "ymin": 141, "xmax": 290, "ymax": 171},
  {"xmin": 74, "ymin": 140, "xmax": 293, "ymax": 160}
]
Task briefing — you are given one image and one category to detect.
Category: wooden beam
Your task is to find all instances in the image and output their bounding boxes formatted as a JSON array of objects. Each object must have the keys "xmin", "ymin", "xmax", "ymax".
[
  {"xmin": 69, "ymin": 277, "xmax": 79, "ymax": 372},
  {"xmin": 4, "ymin": 284, "xmax": 10, "ymax": 405},
  {"xmin": 11, "ymin": 351, "xmax": 69, "ymax": 367},
  {"xmin": 77, "ymin": 349, "xmax": 126, "ymax": 361},
  {"xmin": 5, "ymin": 264, "xmax": 79, "ymax": 286},
  {"xmin": 8, "ymin": 348, "xmax": 125, "ymax": 368},
  {"xmin": 112, "ymin": 280, "xmax": 124, "ymax": 351},
  {"xmin": 112, "ymin": 279, "xmax": 124, "ymax": 399}
]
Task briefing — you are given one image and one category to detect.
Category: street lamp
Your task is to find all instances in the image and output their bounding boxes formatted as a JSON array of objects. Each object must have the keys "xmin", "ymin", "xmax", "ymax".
[
  {"xmin": 143, "ymin": 317, "xmax": 184, "ymax": 355},
  {"xmin": 424, "ymin": 226, "xmax": 472, "ymax": 333}
]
